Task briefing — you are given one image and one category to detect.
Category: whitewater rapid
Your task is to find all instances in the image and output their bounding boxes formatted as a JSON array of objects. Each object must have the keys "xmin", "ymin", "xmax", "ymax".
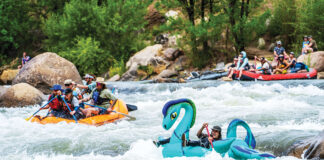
[{"xmin": 1, "ymin": 80, "xmax": 323, "ymax": 160}]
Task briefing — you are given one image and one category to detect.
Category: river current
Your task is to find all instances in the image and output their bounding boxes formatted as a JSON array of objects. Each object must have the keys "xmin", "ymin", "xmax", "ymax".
[{"xmin": 1, "ymin": 80, "xmax": 323, "ymax": 160}]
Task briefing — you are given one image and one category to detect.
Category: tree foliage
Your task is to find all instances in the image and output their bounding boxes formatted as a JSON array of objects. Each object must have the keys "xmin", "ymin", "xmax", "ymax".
[{"xmin": 44, "ymin": 0, "xmax": 150, "ymax": 74}]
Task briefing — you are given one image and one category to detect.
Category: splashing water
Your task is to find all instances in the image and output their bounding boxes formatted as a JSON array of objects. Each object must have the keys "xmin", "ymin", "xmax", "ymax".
[{"xmin": 0, "ymin": 80, "xmax": 323, "ymax": 159}]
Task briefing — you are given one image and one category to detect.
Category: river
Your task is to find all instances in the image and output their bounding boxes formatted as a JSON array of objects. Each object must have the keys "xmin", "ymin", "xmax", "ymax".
[{"xmin": 1, "ymin": 80, "xmax": 323, "ymax": 160}]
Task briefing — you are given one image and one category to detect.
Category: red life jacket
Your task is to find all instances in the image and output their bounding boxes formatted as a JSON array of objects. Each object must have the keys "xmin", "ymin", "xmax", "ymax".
[
  {"xmin": 62, "ymin": 98, "xmax": 74, "ymax": 112},
  {"xmin": 48, "ymin": 94, "xmax": 62, "ymax": 110}
]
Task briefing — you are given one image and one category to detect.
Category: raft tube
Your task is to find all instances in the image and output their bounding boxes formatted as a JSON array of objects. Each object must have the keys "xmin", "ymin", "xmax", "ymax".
[
  {"xmin": 187, "ymin": 71, "xmax": 228, "ymax": 82},
  {"xmin": 30, "ymin": 99, "xmax": 129, "ymax": 126},
  {"xmin": 233, "ymin": 69, "xmax": 317, "ymax": 81}
]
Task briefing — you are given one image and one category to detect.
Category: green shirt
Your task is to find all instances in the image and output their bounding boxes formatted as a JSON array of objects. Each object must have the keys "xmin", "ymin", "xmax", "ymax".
[{"xmin": 90, "ymin": 88, "xmax": 117, "ymax": 108}]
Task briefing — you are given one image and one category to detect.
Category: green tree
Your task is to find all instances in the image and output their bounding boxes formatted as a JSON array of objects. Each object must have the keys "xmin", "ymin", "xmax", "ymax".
[
  {"xmin": 45, "ymin": 0, "xmax": 150, "ymax": 74},
  {"xmin": 157, "ymin": 0, "xmax": 226, "ymax": 68},
  {"xmin": 0, "ymin": 0, "xmax": 36, "ymax": 64},
  {"xmin": 222, "ymin": 0, "xmax": 269, "ymax": 52}
]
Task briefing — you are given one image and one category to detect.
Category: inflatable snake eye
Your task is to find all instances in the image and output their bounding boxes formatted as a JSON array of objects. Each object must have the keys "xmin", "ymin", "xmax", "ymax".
[{"xmin": 170, "ymin": 112, "xmax": 177, "ymax": 120}]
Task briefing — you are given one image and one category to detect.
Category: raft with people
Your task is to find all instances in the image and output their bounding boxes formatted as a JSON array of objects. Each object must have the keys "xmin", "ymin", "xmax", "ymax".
[
  {"xmin": 30, "ymin": 99, "xmax": 129, "ymax": 126},
  {"xmin": 232, "ymin": 68, "xmax": 317, "ymax": 81}
]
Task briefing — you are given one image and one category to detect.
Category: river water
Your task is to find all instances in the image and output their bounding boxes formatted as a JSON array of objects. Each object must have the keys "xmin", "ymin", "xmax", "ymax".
[{"xmin": 1, "ymin": 80, "xmax": 323, "ymax": 160}]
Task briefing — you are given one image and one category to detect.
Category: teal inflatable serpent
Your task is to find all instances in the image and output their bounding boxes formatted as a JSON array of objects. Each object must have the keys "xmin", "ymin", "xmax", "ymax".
[{"xmin": 160, "ymin": 98, "xmax": 275, "ymax": 159}]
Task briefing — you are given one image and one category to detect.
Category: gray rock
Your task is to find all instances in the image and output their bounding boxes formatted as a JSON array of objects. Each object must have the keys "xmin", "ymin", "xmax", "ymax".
[
  {"xmin": 297, "ymin": 51, "xmax": 324, "ymax": 72},
  {"xmin": 156, "ymin": 69, "xmax": 177, "ymax": 78},
  {"xmin": 285, "ymin": 130, "xmax": 324, "ymax": 159},
  {"xmin": 268, "ymin": 43, "xmax": 276, "ymax": 52},
  {"xmin": 108, "ymin": 74, "xmax": 120, "ymax": 82},
  {"xmin": 0, "ymin": 83, "xmax": 45, "ymax": 107},
  {"xmin": 12, "ymin": 52, "xmax": 82, "ymax": 94},
  {"xmin": 163, "ymin": 48, "xmax": 180, "ymax": 61},
  {"xmin": 257, "ymin": 38, "xmax": 266, "ymax": 49}
]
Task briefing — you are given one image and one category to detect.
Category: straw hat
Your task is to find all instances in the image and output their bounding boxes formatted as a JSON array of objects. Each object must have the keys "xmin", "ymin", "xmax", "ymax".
[{"xmin": 96, "ymin": 77, "xmax": 105, "ymax": 83}]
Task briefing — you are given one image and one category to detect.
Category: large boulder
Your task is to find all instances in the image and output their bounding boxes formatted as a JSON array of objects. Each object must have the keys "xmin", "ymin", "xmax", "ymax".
[
  {"xmin": 12, "ymin": 52, "xmax": 82, "ymax": 94},
  {"xmin": 285, "ymin": 131, "xmax": 324, "ymax": 159},
  {"xmin": 156, "ymin": 69, "xmax": 177, "ymax": 78},
  {"xmin": 0, "ymin": 83, "xmax": 45, "ymax": 107},
  {"xmin": 257, "ymin": 38, "xmax": 266, "ymax": 49},
  {"xmin": 0, "ymin": 69, "xmax": 19, "ymax": 84},
  {"xmin": 108, "ymin": 74, "xmax": 120, "ymax": 82},
  {"xmin": 145, "ymin": 3, "xmax": 165, "ymax": 28},
  {"xmin": 121, "ymin": 45, "xmax": 164, "ymax": 81},
  {"xmin": 297, "ymin": 51, "xmax": 324, "ymax": 72},
  {"xmin": 163, "ymin": 48, "xmax": 181, "ymax": 61},
  {"xmin": 0, "ymin": 86, "xmax": 8, "ymax": 98},
  {"xmin": 318, "ymin": 72, "xmax": 324, "ymax": 79}
]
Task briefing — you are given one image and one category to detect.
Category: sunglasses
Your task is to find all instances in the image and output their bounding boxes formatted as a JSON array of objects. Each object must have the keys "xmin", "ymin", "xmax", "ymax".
[{"xmin": 64, "ymin": 84, "xmax": 71, "ymax": 86}]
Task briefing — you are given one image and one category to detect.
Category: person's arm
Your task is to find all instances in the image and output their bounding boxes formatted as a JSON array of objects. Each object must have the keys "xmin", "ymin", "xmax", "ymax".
[
  {"xmin": 283, "ymin": 60, "xmax": 290, "ymax": 70},
  {"xmin": 76, "ymin": 84, "xmax": 88, "ymax": 89},
  {"xmin": 239, "ymin": 58, "xmax": 249, "ymax": 70},
  {"xmin": 197, "ymin": 123, "xmax": 208, "ymax": 138},
  {"xmin": 273, "ymin": 49, "xmax": 278, "ymax": 57}
]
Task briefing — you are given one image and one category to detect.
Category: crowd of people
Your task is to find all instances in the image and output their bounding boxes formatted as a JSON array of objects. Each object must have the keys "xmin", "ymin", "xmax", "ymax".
[
  {"xmin": 39, "ymin": 75, "xmax": 117, "ymax": 120},
  {"xmin": 226, "ymin": 39, "xmax": 313, "ymax": 80}
]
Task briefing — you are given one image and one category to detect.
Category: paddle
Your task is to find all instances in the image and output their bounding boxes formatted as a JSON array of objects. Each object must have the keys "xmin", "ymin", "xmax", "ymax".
[
  {"xmin": 205, "ymin": 125, "xmax": 214, "ymax": 149},
  {"xmin": 62, "ymin": 97, "xmax": 78, "ymax": 123},
  {"xmin": 25, "ymin": 96, "xmax": 56, "ymax": 121},
  {"xmin": 84, "ymin": 103, "xmax": 136, "ymax": 120}
]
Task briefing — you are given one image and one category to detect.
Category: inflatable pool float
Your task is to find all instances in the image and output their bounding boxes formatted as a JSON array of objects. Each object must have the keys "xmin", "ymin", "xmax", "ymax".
[
  {"xmin": 30, "ymin": 99, "xmax": 129, "ymax": 126},
  {"xmin": 186, "ymin": 71, "xmax": 228, "ymax": 82},
  {"xmin": 159, "ymin": 98, "xmax": 275, "ymax": 159},
  {"xmin": 233, "ymin": 69, "xmax": 317, "ymax": 81}
]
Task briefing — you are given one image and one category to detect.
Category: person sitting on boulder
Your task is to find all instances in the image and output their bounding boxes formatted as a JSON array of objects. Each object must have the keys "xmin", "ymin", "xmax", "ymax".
[
  {"xmin": 64, "ymin": 79, "xmax": 82, "ymax": 99},
  {"xmin": 289, "ymin": 61, "xmax": 309, "ymax": 73},
  {"xmin": 62, "ymin": 88, "xmax": 85, "ymax": 120},
  {"xmin": 273, "ymin": 41, "xmax": 288, "ymax": 60},
  {"xmin": 273, "ymin": 54, "xmax": 289, "ymax": 74},
  {"xmin": 153, "ymin": 122, "xmax": 222, "ymax": 149},
  {"xmin": 308, "ymin": 35, "xmax": 318, "ymax": 52},
  {"xmin": 76, "ymin": 74, "xmax": 96, "ymax": 97},
  {"xmin": 79, "ymin": 77, "xmax": 116, "ymax": 117},
  {"xmin": 40, "ymin": 84, "xmax": 64, "ymax": 117},
  {"xmin": 301, "ymin": 35, "xmax": 311, "ymax": 54},
  {"xmin": 21, "ymin": 52, "xmax": 30, "ymax": 67},
  {"xmin": 251, "ymin": 56, "xmax": 272, "ymax": 75}
]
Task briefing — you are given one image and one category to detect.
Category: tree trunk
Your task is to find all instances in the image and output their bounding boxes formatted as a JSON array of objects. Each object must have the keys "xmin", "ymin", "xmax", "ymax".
[{"xmin": 201, "ymin": 0, "xmax": 209, "ymax": 53}]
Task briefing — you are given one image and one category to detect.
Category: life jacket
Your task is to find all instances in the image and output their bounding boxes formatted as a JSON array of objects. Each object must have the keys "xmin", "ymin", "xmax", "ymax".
[
  {"xmin": 278, "ymin": 60, "xmax": 287, "ymax": 69},
  {"xmin": 92, "ymin": 89, "xmax": 110, "ymax": 105},
  {"xmin": 62, "ymin": 98, "xmax": 74, "ymax": 112},
  {"xmin": 48, "ymin": 94, "xmax": 62, "ymax": 110}
]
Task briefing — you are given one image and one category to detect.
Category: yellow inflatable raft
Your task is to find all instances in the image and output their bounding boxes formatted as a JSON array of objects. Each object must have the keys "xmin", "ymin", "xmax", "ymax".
[{"xmin": 30, "ymin": 99, "xmax": 129, "ymax": 126}]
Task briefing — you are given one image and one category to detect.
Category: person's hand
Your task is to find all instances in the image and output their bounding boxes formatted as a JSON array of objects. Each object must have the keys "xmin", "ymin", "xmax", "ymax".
[
  {"xmin": 70, "ymin": 110, "xmax": 76, "ymax": 115},
  {"xmin": 254, "ymin": 56, "xmax": 257, "ymax": 59},
  {"xmin": 79, "ymin": 99, "xmax": 83, "ymax": 104},
  {"xmin": 107, "ymin": 108, "xmax": 112, "ymax": 112},
  {"xmin": 208, "ymin": 137, "xmax": 213, "ymax": 142},
  {"xmin": 57, "ymin": 90, "xmax": 62, "ymax": 95},
  {"xmin": 202, "ymin": 123, "xmax": 208, "ymax": 128}
]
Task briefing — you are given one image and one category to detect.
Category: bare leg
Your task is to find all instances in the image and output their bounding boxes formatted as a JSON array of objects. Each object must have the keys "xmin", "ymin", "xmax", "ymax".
[{"xmin": 238, "ymin": 69, "xmax": 243, "ymax": 79}]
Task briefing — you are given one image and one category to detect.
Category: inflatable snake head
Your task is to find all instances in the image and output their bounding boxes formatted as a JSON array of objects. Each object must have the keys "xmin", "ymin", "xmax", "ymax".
[{"xmin": 162, "ymin": 99, "xmax": 196, "ymax": 130}]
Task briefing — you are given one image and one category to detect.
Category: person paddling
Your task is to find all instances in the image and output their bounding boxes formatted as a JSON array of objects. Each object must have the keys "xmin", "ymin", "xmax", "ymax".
[
  {"xmin": 154, "ymin": 122, "xmax": 222, "ymax": 149},
  {"xmin": 79, "ymin": 77, "xmax": 117, "ymax": 117},
  {"xmin": 64, "ymin": 79, "xmax": 82, "ymax": 99},
  {"xmin": 62, "ymin": 88, "xmax": 85, "ymax": 120},
  {"xmin": 40, "ymin": 84, "xmax": 64, "ymax": 117}
]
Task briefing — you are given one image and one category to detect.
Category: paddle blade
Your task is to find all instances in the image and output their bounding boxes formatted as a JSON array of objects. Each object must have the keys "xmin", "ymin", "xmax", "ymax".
[
  {"xmin": 25, "ymin": 115, "xmax": 33, "ymax": 121},
  {"xmin": 126, "ymin": 104, "xmax": 138, "ymax": 112}
]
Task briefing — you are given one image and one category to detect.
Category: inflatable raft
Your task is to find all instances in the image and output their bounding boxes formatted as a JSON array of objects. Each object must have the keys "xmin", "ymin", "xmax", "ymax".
[
  {"xmin": 30, "ymin": 99, "xmax": 129, "ymax": 126},
  {"xmin": 186, "ymin": 71, "xmax": 228, "ymax": 82},
  {"xmin": 233, "ymin": 69, "xmax": 317, "ymax": 81}
]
